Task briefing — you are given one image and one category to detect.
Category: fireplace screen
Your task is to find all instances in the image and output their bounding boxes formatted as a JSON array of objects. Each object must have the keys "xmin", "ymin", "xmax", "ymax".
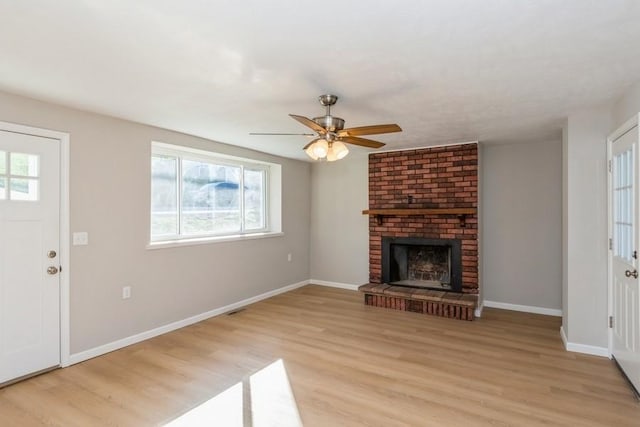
[
  {"xmin": 394, "ymin": 245, "xmax": 451, "ymax": 289},
  {"xmin": 382, "ymin": 237, "xmax": 462, "ymax": 292}
]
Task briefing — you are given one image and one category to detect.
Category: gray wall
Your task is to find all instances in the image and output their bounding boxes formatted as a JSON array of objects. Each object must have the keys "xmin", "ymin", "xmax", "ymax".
[
  {"xmin": 481, "ymin": 141, "xmax": 562, "ymax": 310},
  {"xmin": 0, "ymin": 90, "xmax": 311, "ymax": 354},
  {"xmin": 563, "ymin": 105, "xmax": 611, "ymax": 348},
  {"xmin": 309, "ymin": 153, "xmax": 369, "ymax": 286}
]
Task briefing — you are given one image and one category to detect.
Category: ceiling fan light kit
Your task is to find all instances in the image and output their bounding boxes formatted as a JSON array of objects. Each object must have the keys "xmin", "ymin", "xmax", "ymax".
[
  {"xmin": 251, "ymin": 94, "xmax": 402, "ymax": 162},
  {"xmin": 306, "ymin": 138, "xmax": 349, "ymax": 162}
]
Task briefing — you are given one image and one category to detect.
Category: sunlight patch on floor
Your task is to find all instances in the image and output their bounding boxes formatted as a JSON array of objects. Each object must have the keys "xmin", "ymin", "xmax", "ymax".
[
  {"xmin": 164, "ymin": 359, "xmax": 302, "ymax": 427},
  {"xmin": 249, "ymin": 359, "xmax": 303, "ymax": 427}
]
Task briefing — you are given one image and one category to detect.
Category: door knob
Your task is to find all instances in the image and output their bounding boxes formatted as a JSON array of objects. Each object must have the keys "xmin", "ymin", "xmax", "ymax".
[
  {"xmin": 625, "ymin": 269, "xmax": 638, "ymax": 278},
  {"xmin": 47, "ymin": 266, "xmax": 59, "ymax": 275}
]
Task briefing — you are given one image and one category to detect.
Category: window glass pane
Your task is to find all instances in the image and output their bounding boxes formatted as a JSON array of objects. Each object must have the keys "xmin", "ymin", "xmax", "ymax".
[
  {"xmin": 182, "ymin": 160, "xmax": 241, "ymax": 234},
  {"xmin": 10, "ymin": 178, "xmax": 38, "ymax": 201},
  {"xmin": 613, "ymin": 148, "xmax": 634, "ymax": 263},
  {"xmin": 0, "ymin": 177, "xmax": 6, "ymax": 200},
  {"xmin": 151, "ymin": 155, "xmax": 178, "ymax": 237},
  {"xmin": 10, "ymin": 152, "xmax": 39, "ymax": 177},
  {"xmin": 244, "ymin": 169, "xmax": 265, "ymax": 230},
  {"xmin": 0, "ymin": 151, "xmax": 6, "ymax": 175}
]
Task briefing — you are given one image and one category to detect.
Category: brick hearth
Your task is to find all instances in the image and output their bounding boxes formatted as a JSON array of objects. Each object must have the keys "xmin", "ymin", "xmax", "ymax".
[{"xmin": 358, "ymin": 283, "xmax": 476, "ymax": 321}]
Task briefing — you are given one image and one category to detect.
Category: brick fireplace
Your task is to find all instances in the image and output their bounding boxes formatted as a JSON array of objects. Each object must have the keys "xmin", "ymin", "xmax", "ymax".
[{"xmin": 359, "ymin": 142, "xmax": 479, "ymax": 319}]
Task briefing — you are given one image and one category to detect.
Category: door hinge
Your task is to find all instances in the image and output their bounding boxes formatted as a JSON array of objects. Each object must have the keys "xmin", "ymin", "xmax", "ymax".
[
  {"xmin": 609, "ymin": 159, "xmax": 612, "ymax": 173},
  {"xmin": 609, "ymin": 238, "xmax": 613, "ymax": 250},
  {"xmin": 609, "ymin": 316, "xmax": 614, "ymax": 328}
]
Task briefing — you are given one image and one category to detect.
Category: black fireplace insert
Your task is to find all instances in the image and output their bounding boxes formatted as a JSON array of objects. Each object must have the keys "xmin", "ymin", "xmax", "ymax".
[{"xmin": 381, "ymin": 237, "xmax": 462, "ymax": 292}]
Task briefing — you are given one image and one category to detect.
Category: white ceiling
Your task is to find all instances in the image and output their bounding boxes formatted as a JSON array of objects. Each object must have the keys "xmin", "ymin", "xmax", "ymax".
[{"xmin": 1, "ymin": 1, "xmax": 640, "ymax": 160}]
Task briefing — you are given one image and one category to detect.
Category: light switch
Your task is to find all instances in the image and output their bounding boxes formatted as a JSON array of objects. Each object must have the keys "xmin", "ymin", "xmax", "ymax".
[{"xmin": 73, "ymin": 232, "xmax": 89, "ymax": 246}]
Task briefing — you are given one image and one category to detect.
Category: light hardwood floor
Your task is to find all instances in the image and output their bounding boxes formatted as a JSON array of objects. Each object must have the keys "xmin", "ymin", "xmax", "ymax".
[{"xmin": 0, "ymin": 285, "xmax": 638, "ymax": 426}]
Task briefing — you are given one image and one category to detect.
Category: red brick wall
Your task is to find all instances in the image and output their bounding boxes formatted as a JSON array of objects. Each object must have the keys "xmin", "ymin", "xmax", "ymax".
[{"xmin": 368, "ymin": 143, "xmax": 479, "ymax": 294}]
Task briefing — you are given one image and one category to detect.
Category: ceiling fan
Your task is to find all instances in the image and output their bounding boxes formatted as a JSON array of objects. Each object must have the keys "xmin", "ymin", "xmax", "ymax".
[{"xmin": 250, "ymin": 94, "xmax": 402, "ymax": 161}]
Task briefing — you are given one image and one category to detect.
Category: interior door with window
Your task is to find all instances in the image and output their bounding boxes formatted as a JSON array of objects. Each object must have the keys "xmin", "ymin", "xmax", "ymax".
[
  {"xmin": 0, "ymin": 129, "xmax": 60, "ymax": 385},
  {"xmin": 610, "ymin": 121, "xmax": 640, "ymax": 393}
]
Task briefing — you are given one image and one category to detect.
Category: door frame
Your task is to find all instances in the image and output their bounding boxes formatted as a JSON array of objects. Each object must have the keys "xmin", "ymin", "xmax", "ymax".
[
  {"xmin": 0, "ymin": 120, "xmax": 70, "ymax": 367},
  {"xmin": 607, "ymin": 113, "xmax": 640, "ymax": 358}
]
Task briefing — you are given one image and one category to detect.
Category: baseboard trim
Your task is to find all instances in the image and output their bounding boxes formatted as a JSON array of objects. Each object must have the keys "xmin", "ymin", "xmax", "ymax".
[
  {"xmin": 310, "ymin": 279, "xmax": 360, "ymax": 291},
  {"xmin": 67, "ymin": 279, "xmax": 310, "ymax": 366},
  {"xmin": 474, "ymin": 301, "xmax": 484, "ymax": 318},
  {"xmin": 560, "ymin": 325, "xmax": 569, "ymax": 348},
  {"xmin": 560, "ymin": 326, "xmax": 610, "ymax": 358},
  {"xmin": 483, "ymin": 300, "xmax": 562, "ymax": 317}
]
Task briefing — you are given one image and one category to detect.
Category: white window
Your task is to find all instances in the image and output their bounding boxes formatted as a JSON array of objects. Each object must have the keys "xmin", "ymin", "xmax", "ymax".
[
  {"xmin": 0, "ymin": 150, "xmax": 40, "ymax": 201},
  {"xmin": 150, "ymin": 142, "xmax": 280, "ymax": 244}
]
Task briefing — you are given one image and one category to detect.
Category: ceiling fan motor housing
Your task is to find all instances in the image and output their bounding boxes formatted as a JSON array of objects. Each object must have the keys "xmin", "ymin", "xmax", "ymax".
[
  {"xmin": 314, "ymin": 95, "xmax": 344, "ymax": 132},
  {"xmin": 313, "ymin": 115, "xmax": 345, "ymax": 132}
]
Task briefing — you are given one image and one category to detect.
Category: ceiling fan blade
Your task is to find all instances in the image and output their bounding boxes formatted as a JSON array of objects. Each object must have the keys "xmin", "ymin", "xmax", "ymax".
[
  {"xmin": 289, "ymin": 114, "xmax": 327, "ymax": 134},
  {"xmin": 337, "ymin": 124, "xmax": 402, "ymax": 137},
  {"xmin": 249, "ymin": 132, "xmax": 315, "ymax": 136},
  {"xmin": 340, "ymin": 136, "xmax": 386, "ymax": 149}
]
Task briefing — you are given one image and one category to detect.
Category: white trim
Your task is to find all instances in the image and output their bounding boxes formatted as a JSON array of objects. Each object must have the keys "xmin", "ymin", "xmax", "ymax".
[
  {"xmin": 371, "ymin": 140, "xmax": 478, "ymax": 156},
  {"xmin": 146, "ymin": 231, "xmax": 284, "ymax": 250},
  {"xmin": 59, "ymin": 134, "xmax": 71, "ymax": 367},
  {"xmin": 0, "ymin": 121, "xmax": 71, "ymax": 368},
  {"xmin": 560, "ymin": 325, "xmax": 568, "ymax": 348},
  {"xmin": 483, "ymin": 300, "xmax": 562, "ymax": 317},
  {"xmin": 607, "ymin": 126, "xmax": 613, "ymax": 360},
  {"xmin": 310, "ymin": 280, "xmax": 360, "ymax": 291},
  {"xmin": 67, "ymin": 279, "xmax": 310, "ymax": 365},
  {"xmin": 560, "ymin": 326, "xmax": 610, "ymax": 357},
  {"xmin": 474, "ymin": 301, "xmax": 484, "ymax": 318}
]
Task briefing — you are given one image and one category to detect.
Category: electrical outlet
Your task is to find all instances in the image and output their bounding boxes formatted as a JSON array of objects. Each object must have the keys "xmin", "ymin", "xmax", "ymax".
[
  {"xmin": 287, "ymin": 253, "xmax": 292, "ymax": 262},
  {"xmin": 122, "ymin": 286, "xmax": 131, "ymax": 300}
]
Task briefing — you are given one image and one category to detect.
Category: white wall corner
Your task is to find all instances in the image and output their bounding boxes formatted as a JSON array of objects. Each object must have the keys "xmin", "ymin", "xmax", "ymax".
[
  {"xmin": 474, "ymin": 300, "xmax": 484, "ymax": 318},
  {"xmin": 67, "ymin": 279, "xmax": 311, "ymax": 366},
  {"xmin": 310, "ymin": 279, "xmax": 360, "ymax": 291},
  {"xmin": 560, "ymin": 325, "xmax": 569, "ymax": 349},
  {"xmin": 483, "ymin": 300, "xmax": 562, "ymax": 317},
  {"xmin": 560, "ymin": 326, "xmax": 610, "ymax": 358}
]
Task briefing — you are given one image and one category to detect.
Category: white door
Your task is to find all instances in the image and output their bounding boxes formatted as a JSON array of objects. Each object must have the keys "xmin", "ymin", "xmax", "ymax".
[
  {"xmin": 610, "ymin": 122, "xmax": 640, "ymax": 392},
  {"xmin": 0, "ymin": 130, "xmax": 60, "ymax": 385}
]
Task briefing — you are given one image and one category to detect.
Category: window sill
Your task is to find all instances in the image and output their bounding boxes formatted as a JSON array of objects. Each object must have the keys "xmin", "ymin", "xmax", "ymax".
[{"xmin": 146, "ymin": 231, "xmax": 284, "ymax": 250}]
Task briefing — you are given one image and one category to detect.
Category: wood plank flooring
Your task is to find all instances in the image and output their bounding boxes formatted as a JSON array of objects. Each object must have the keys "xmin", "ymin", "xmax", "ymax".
[{"xmin": 0, "ymin": 285, "xmax": 638, "ymax": 426}]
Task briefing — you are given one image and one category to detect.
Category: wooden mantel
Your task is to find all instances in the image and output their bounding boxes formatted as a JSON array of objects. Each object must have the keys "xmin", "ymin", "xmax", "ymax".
[
  {"xmin": 362, "ymin": 208, "xmax": 476, "ymax": 216},
  {"xmin": 362, "ymin": 208, "xmax": 477, "ymax": 226}
]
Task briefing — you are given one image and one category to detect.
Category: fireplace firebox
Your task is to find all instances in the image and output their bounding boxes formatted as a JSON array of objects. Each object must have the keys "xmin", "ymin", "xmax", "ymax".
[{"xmin": 381, "ymin": 237, "xmax": 462, "ymax": 292}]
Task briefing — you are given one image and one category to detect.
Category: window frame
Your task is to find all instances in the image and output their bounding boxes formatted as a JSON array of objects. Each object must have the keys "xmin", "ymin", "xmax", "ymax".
[{"xmin": 150, "ymin": 142, "xmax": 272, "ymax": 245}]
